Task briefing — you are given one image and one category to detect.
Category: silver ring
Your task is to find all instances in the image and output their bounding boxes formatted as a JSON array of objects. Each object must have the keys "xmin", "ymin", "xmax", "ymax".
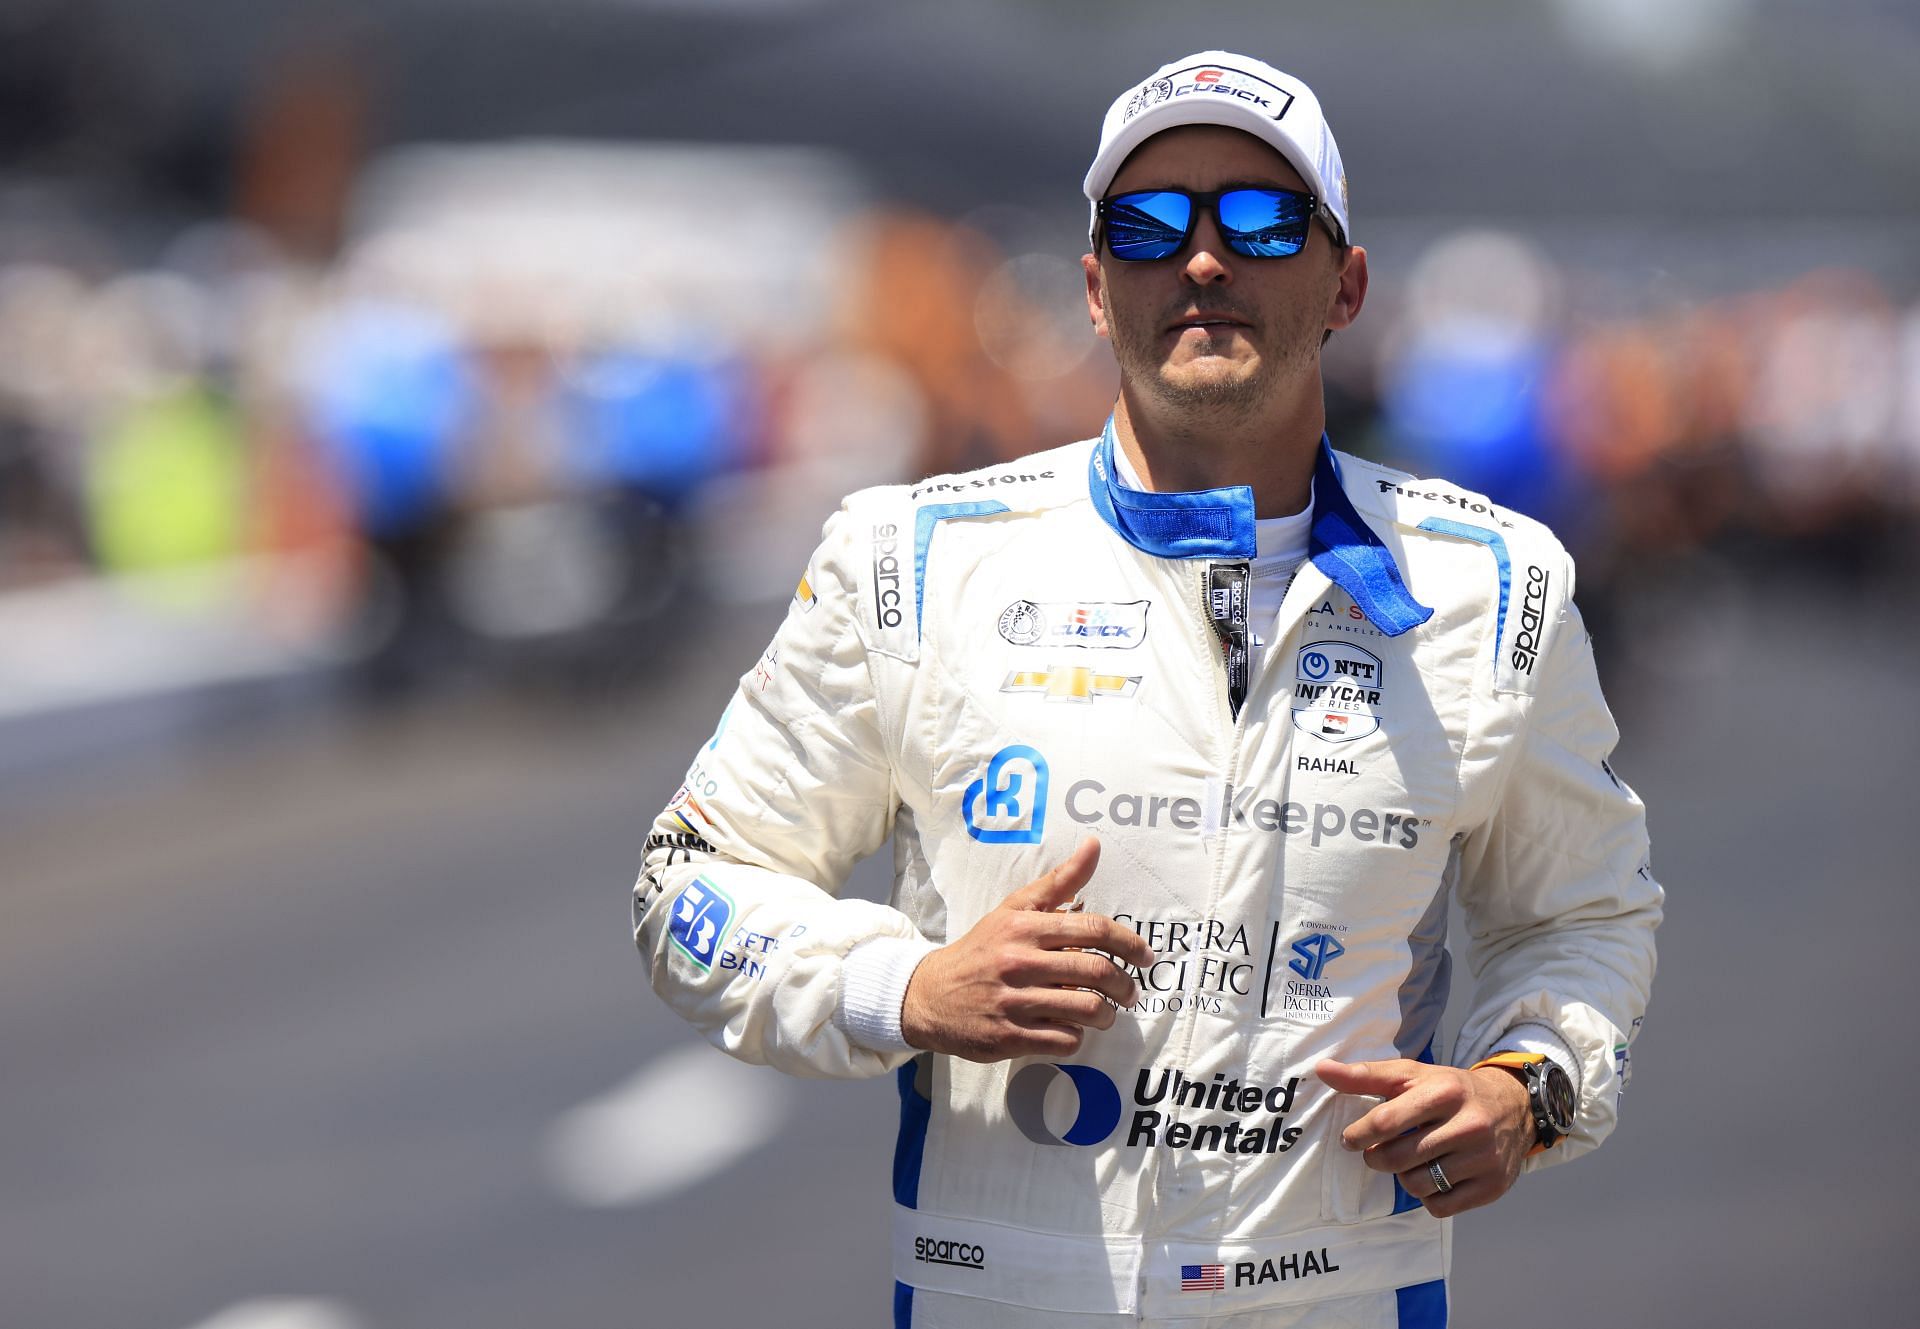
[{"xmin": 1427, "ymin": 1159, "xmax": 1454, "ymax": 1194}]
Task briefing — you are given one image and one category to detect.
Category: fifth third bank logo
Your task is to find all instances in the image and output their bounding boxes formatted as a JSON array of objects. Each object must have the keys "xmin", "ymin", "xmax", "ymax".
[
  {"xmin": 668, "ymin": 877, "xmax": 734, "ymax": 971},
  {"xmin": 963, "ymin": 745, "xmax": 1049, "ymax": 844}
]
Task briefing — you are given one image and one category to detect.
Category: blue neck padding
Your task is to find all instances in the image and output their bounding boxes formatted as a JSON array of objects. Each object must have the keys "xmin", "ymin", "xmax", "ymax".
[
  {"xmin": 1088, "ymin": 423, "xmax": 1257, "ymax": 559},
  {"xmin": 1087, "ymin": 421, "xmax": 1433, "ymax": 637},
  {"xmin": 1308, "ymin": 445, "xmax": 1433, "ymax": 637}
]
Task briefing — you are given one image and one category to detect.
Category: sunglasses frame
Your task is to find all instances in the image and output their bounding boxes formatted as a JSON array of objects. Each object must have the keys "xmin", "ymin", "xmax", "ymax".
[{"xmin": 1095, "ymin": 185, "xmax": 1341, "ymax": 262}]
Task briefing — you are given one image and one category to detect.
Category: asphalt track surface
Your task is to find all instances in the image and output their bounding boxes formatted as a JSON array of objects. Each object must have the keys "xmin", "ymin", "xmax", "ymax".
[{"xmin": 6, "ymin": 567, "xmax": 1917, "ymax": 1329}]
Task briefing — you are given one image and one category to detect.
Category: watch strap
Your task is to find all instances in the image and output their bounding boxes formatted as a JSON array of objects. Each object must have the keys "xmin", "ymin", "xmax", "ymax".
[{"xmin": 1469, "ymin": 1051, "xmax": 1564, "ymax": 1155}]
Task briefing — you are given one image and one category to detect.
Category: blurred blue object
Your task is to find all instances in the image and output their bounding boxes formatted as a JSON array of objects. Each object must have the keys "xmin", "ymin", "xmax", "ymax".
[
  {"xmin": 303, "ymin": 302, "xmax": 476, "ymax": 535},
  {"xmin": 561, "ymin": 352, "xmax": 754, "ymax": 506},
  {"xmin": 1382, "ymin": 333, "xmax": 1569, "ymax": 529}
]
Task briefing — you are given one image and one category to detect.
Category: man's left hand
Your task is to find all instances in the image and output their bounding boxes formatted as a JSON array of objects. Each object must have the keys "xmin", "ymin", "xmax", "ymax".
[{"xmin": 1315, "ymin": 1059, "xmax": 1534, "ymax": 1218}]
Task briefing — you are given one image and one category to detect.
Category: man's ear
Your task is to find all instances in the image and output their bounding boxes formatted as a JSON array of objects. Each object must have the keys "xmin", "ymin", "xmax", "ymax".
[
  {"xmin": 1326, "ymin": 244, "xmax": 1369, "ymax": 333},
  {"xmin": 1083, "ymin": 252, "xmax": 1111, "ymax": 339}
]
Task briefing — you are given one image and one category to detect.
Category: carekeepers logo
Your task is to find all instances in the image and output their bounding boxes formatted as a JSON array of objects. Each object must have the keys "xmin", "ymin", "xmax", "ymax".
[
  {"xmin": 1007, "ymin": 1063, "xmax": 1305, "ymax": 1155},
  {"xmin": 1065, "ymin": 778, "xmax": 1423, "ymax": 850},
  {"xmin": 962, "ymin": 745, "xmax": 1049, "ymax": 844},
  {"xmin": 666, "ymin": 877, "xmax": 734, "ymax": 971},
  {"xmin": 1291, "ymin": 642, "xmax": 1385, "ymax": 744}
]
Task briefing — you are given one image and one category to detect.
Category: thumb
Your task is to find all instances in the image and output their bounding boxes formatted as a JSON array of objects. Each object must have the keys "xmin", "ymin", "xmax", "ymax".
[
  {"xmin": 1315, "ymin": 1058, "xmax": 1418, "ymax": 1098},
  {"xmin": 1003, "ymin": 836, "xmax": 1101, "ymax": 912}
]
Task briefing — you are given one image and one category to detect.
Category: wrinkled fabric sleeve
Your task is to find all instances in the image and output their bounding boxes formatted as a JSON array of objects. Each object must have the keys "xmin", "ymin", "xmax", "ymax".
[
  {"xmin": 631, "ymin": 504, "xmax": 931, "ymax": 1079},
  {"xmin": 1452, "ymin": 562, "xmax": 1663, "ymax": 1169}
]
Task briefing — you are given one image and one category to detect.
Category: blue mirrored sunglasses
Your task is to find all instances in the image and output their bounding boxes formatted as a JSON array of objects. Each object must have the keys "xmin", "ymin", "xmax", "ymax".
[{"xmin": 1096, "ymin": 186, "xmax": 1327, "ymax": 261}]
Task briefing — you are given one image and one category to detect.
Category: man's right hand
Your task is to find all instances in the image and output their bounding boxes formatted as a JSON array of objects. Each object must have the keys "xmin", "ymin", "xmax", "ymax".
[{"xmin": 900, "ymin": 837, "xmax": 1155, "ymax": 1062}]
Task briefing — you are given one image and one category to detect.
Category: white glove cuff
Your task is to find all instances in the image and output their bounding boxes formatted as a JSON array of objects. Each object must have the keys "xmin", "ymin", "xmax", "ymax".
[
  {"xmin": 1491, "ymin": 1021, "xmax": 1583, "ymax": 1101},
  {"xmin": 835, "ymin": 935, "xmax": 940, "ymax": 1055}
]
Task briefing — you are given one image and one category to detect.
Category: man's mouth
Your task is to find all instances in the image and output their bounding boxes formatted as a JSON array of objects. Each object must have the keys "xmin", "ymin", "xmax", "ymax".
[{"xmin": 1168, "ymin": 310, "xmax": 1250, "ymax": 333}]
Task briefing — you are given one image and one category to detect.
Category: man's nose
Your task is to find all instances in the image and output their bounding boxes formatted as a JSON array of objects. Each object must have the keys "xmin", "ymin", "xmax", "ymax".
[{"xmin": 1180, "ymin": 211, "xmax": 1234, "ymax": 285}]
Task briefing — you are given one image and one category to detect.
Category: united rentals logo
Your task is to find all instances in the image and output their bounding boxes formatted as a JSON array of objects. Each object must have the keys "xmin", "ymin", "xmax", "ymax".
[
  {"xmin": 962, "ymin": 745, "xmax": 1049, "ymax": 844},
  {"xmin": 1291, "ymin": 642, "xmax": 1385, "ymax": 744},
  {"xmin": 1000, "ymin": 666, "xmax": 1141, "ymax": 704},
  {"xmin": 1006, "ymin": 1063, "xmax": 1304, "ymax": 1155}
]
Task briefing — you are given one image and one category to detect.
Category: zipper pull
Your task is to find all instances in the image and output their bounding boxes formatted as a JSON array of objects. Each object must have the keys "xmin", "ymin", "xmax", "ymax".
[{"xmin": 1206, "ymin": 561, "xmax": 1251, "ymax": 722}]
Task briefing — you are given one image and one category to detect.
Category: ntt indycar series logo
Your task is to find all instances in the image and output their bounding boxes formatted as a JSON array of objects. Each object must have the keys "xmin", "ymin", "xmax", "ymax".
[
  {"xmin": 1007, "ymin": 1063, "xmax": 1304, "ymax": 1155},
  {"xmin": 1292, "ymin": 641, "xmax": 1385, "ymax": 744}
]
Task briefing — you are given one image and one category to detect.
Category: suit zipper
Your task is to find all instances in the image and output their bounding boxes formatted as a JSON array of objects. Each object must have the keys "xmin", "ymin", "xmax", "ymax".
[{"xmin": 1205, "ymin": 560, "xmax": 1251, "ymax": 723}]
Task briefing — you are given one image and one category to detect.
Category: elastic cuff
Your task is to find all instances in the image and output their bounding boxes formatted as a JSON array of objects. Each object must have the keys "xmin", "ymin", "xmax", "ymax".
[
  {"xmin": 1490, "ymin": 1022, "xmax": 1583, "ymax": 1100},
  {"xmin": 834, "ymin": 936, "xmax": 941, "ymax": 1054}
]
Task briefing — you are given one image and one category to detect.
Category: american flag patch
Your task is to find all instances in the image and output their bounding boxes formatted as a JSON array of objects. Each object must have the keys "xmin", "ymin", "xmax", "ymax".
[{"xmin": 1181, "ymin": 1263, "xmax": 1226, "ymax": 1291}]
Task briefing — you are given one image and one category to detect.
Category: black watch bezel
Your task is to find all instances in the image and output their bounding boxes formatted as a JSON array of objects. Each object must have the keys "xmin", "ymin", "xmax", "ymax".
[{"xmin": 1526, "ymin": 1059, "xmax": 1577, "ymax": 1148}]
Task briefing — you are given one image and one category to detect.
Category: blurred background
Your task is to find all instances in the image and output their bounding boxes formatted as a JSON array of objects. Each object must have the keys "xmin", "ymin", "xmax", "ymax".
[{"xmin": 3, "ymin": 1, "xmax": 1916, "ymax": 1326}]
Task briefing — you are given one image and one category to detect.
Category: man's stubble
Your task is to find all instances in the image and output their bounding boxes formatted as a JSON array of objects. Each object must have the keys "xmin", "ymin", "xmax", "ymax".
[{"xmin": 1104, "ymin": 278, "xmax": 1323, "ymax": 428}]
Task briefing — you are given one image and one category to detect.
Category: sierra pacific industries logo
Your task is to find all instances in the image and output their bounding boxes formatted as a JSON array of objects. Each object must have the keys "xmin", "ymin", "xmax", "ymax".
[
  {"xmin": 1287, "ymin": 932, "xmax": 1346, "ymax": 982},
  {"xmin": 962, "ymin": 744, "xmax": 1049, "ymax": 843}
]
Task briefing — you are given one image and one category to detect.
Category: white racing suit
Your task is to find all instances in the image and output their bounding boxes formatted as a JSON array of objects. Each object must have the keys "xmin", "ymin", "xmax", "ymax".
[{"xmin": 632, "ymin": 427, "xmax": 1661, "ymax": 1327}]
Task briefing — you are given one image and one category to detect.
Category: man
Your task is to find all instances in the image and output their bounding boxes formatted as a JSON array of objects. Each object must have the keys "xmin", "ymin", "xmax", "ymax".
[{"xmin": 632, "ymin": 49, "xmax": 1660, "ymax": 1328}]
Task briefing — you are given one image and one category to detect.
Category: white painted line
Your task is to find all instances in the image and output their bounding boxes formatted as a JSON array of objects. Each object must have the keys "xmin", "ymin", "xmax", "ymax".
[
  {"xmin": 543, "ymin": 1040, "xmax": 790, "ymax": 1208},
  {"xmin": 181, "ymin": 1299, "xmax": 367, "ymax": 1329}
]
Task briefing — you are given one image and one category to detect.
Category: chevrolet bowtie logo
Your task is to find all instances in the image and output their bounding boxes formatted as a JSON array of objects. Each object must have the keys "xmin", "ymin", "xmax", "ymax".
[{"xmin": 1000, "ymin": 666, "xmax": 1141, "ymax": 703}]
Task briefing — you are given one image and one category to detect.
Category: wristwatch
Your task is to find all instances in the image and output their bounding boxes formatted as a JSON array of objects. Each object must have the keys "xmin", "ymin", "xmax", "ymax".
[{"xmin": 1472, "ymin": 1051, "xmax": 1576, "ymax": 1154}]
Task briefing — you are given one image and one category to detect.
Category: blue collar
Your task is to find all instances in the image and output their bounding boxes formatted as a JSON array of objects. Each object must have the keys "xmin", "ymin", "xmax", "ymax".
[{"xmin": 1087, "ymin": 421, "xmax": 1432, "ymax": 636}]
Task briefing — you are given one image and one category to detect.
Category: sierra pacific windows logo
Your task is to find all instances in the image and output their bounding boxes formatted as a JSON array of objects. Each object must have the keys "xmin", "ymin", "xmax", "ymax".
[
  {"xmin": 1006, "ymin": 1063, "xmax": 1123, "ymax": 1146},
  {"xmin": 962, "ymin": 745, "xmax": 1049, "ymax": 844}
]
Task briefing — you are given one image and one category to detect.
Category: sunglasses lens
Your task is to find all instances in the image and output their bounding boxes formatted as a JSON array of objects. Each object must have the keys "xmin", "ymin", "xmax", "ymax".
[
  {"xmin": 1217, "ymin": 189, "xmax": 1313, "ymax": 257},
  {"xmin": 1104, "ymin": 191, "xmax": 1192, "ymax": 261}
]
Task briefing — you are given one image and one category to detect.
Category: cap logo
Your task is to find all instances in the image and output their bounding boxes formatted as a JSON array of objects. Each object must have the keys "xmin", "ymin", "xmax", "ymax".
[
  {"xmin": 1125, "ymin": 62, "xmax": 1297, "ymax": 125},
  {"xmin": 1123, "ymin": 77, "xmax": 1176, "ymax": 121}
]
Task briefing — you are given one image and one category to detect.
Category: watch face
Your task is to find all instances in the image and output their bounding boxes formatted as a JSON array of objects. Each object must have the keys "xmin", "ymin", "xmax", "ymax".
[{"xmin": 1539, "ymin": 1063, "xmax": 1577, "ymax": 1134}]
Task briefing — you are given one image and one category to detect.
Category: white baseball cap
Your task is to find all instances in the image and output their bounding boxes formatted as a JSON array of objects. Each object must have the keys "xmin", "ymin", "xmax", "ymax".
[{"xmin": 1083, "ymin": 50, "xmax": 1352, "ymax": 247}]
